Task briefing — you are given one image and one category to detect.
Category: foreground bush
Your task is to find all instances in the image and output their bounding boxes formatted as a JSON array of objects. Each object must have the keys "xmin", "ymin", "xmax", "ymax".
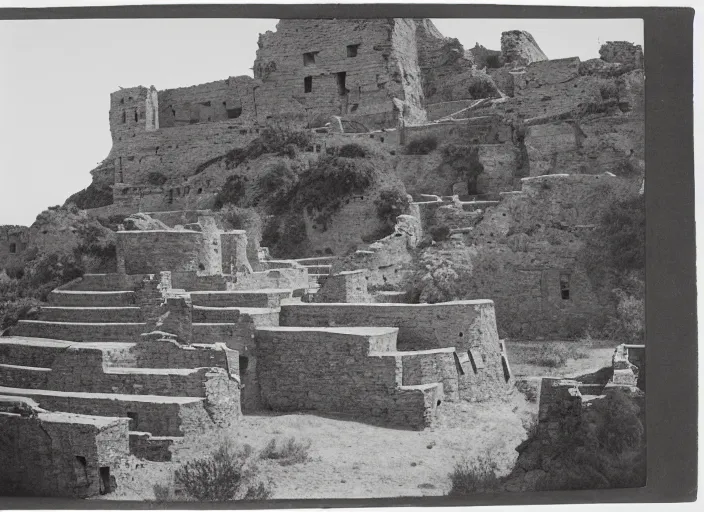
[
  {"xmin": 448, "ymin": 454, "xmax": 502, "ymax": 495},
  {"xmin": 219, "ymin": 206, "xmax": 263, "ymax": 246},
  {"xmin": 259, "ymin": 437, "xmax": 312, "ymax": 466},
  {"xmin": 405, "ymin": 135, "xmax": 438, "ymax": 155},
  {"xmin": 174, "ymin": 442, "xmax": 272, "ymax": 501}
]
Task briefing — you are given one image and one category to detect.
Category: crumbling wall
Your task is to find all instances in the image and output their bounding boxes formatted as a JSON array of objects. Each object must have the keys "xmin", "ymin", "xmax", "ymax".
[
  {"xmin": 0, "ymin": 225, "xmax": 29, "ymax": 270},
  {"xmin": 0, "ymin": 398, "xmax": 129, "ymax": 498},
  {"xmin": 253, "ymin": 18, "xmax": 425, "ymax": 130},
  {"xmin": 599, "ymin": 41, "xmax": 644, "ymax": 69},
  {"xmin": 500, "ymin": 30, "xmax": 548, "ymax": 66},
  {"xmin": 116, "ymin": 230, "xmax": 202, "ymax": 275},
  {"xmin": 314, "ymin": 269, "xmax": 370, "ymax": 303}
]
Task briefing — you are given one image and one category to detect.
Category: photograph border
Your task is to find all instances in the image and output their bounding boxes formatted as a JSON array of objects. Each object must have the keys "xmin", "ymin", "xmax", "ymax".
[{"xmin": 0, "ymin": 2, "xmax": 696, "ymax": 508}]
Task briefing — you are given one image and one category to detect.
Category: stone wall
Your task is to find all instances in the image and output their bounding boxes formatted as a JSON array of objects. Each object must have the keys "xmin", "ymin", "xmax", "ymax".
[
  {"xmin": 314, "ymin": 270, "xmax": 370, "ymax": 303},
  {"xmin": 279, "ymin": 300, "xmax": 512, "ymax": 402},
  {"xmin": 253, "ymin": 19, "xmax": 426, "ymax": 130},
  {"xmin": 0, "ymin": 225, "xmax": 29, "ymax": 270},
  {"xmin": 0, "ymin": 397, "xmax": 129, "ymax": 498},
  {"xmin": 116, "ymin": 230, "xmax": 202, "ymax": 275},
  {"xmin": 255, "ymin": 326, "xmax": 442, "ymax": 429}
]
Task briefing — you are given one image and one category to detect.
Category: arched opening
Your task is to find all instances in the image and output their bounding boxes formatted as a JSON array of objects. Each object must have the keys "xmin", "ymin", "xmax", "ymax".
[{"xmin": 239, "ymin": 355, "xmax": 249, "ymax": 372}]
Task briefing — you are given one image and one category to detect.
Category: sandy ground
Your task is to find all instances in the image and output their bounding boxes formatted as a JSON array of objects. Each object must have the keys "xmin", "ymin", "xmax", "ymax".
[{"xmin": 98, "ymin": 340, "xmax": 615, "ymax": 501}]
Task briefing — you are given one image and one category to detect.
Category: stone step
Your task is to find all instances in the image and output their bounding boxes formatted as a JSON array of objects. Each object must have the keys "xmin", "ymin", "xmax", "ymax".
[
  {"xmin": 294, "ymin": 256, "xmax": 337, "ymax": 265},
  {"xmin": 0, "ymin": 337, "xmax": 73, "ymax": 367},
  {"xmin": 300, "ymin": 265, "xmax": 332, "ymax": 275},
  {"xmin": 0, "ymin": 363, "xmax": 51, "ymax": 389},
  {"xmin": 48, "ymin": 290, "xmax": 136, "ymax": 307},
  {"xmin": 459, "ymin": 201, "xmax": 500, "ymax": 211},
  {"xmin": 0, "ymin": 385, "xmax": 206, "ymax": 437},
  {"xmin": 69, "ymin": 273, "xmax": 138, "ymax": 292},
  {"xmin": 190, "ymin": 289, "xmax": 292, "ymax": 308},
  {"xmin": 192, "ymin": 306, "xmax": 280, "ymax": 326},
  {"xmin": 11, "ymin": 320, "xmax": 145, "ymax": 343},
  {"xmin": 39, "ymin": 306, "xmax": 143, "ymax": 323},
  {"xmin": 255, "ymin": 326, "xmax": 399, "ymax": 353}
]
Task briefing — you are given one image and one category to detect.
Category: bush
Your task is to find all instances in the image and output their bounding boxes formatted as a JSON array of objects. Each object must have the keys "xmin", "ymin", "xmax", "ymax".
[
  {"xmin": 64, "ymin": 182, "xmax": 113, "ymax": 209},
  {"xmin": 485, "ymin": 54, "xmax": 501, "ymax": 69},
  {"xmin": 174, "ymin": 442, "xmax": 272, "ymax": 501},
  {"xmin": 259, "ymin": 437, "xmax": 312, "ymax": 466},
  {"xmin": 429, "ymin": 225, "xmax": 451, "ymax": 242},
  {"xmin": 255, "ymin": 160, "xmax": 300, "ymax": 214},
  {"xmin": 146, "ymin": 172, "xmax": 168, "ymax": 186},
  {"xmin": 213, "ymin": 174, "xmax": 247, "ymax": 209},
  {"xmin": 336, "ymin": 143, "xmax": 368, "ymax": 159},
  {"xmin": 440, "ymin": 143, "xmax": 484, "ymax": 194},
  {"xmin": 448, "ymin": 454, "xmax": 502, "ymax": 495},
  {"xmin": 375, "ymin": 188, "xmax": 410, "ymax": 227},
  {"xmin": 525, "ymin": 342, "xmax": 587, "ymax": 368},
  {"xmin": 405, "ymin": 135, "xmax": 438, "ymax": 155},
  {"xmin": 219, "ymin": 206, "xmax": 263, "ymax": 245},
  {"xmin": 294, "ymin": 156, "xmax": 377, "ymax": 230}
]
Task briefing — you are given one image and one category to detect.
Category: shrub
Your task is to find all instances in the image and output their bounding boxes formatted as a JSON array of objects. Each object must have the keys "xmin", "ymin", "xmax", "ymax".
[
  {"xmin": 294, "ymin": 156, "xmax": 377, "ymax": 230},
  {"xmin": 0, "ymin": 296, "xmax": 41, "ymax": 331},
  {"xmin": 526, "ymin": 342, "xmax": 571, "ymax": 368},
  {"xmin": 64, "ymin": 182, "xmax": 113, "ymax": 209},
  {"xmin": 466, "ymin": 76, "xmax": 499, "ymax": 99},
  {"xmin": 259, "ymin": 437, "xmax": 312, "ymax": 466},
  {"xmin": 429, "ymin": 225, "xmax": 451, "ymax": 242},
  {"xmin": 448, "ymin": 454, "xmax": 502, "ymax": 495},
  {"xmin": 336, "ymin": 143, "xmax": 368, "ymax": 159},
  {"xmin": 174, "ymin": 442, "xmax": 272, "ymax": 501},
  {"xmin": 405, "ymin": 135, "xmax": 438, "ymax": 155},
  {"xmin": 485, "ymin": 54, "xmax": 501, "ymax": 69},
  {"xmin": 147, "ymin": 172, "xmax": 168, "ymax": 186},
  {"xmin": 255, "ymin": 160, "xmax": 300, "ymax": 214},
  {"xmin": 213, "ymin": 174, "xmax": 247, "ymax": 209},
  {"xmin": 375, "ymin": 188, "xmax": 410, "ymax": 227},
  {"xmin": 219, "ymin": 206, "xmax": 263, "ymax": 245},
  {"xmin": 440, "ymin": 143, "xmax": 484, "ymax": 194}
]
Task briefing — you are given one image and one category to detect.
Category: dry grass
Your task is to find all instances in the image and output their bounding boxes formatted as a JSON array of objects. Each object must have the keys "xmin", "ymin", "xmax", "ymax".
[
  {"xmin": 96, "ymin": 400, "xmax": 530, "ymax": 501},
  {"xmin": 506, "ymin": 338, "xmax": 614, "ymax": 378},
  {"xmin": 259, "ymin": 437, "xmax": 312, "ymax": 466}
]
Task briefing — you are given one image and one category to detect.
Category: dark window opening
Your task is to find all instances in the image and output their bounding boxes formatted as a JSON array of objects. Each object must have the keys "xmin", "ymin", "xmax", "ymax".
[
  {"xmin": 380, "ymin": 137, "xmax": 385, "ymax": 143},
  {"xmin": 120, "ymin": 98, "xmax": 124, "ymax": 105},
  {"xmin": 99, "ymin": 467, "xmax": 112, "ymax": 495},
  {"xmin": 227, "ymin": 107, "xmax": 243, "ymax": 119},
  {"xmin": 121, "ymin": 111, "xmax": 126, "ymax": 124},
  {"xmin": 304, "ymin": 76, "xmax": 313, "ymax": 93},
  {"xmin": 200, "ymin": 101, "xmax": 211, "ymax": 107},
  {"xmin": 347, "ymin": 44, "xmax": 360, "ymax": 57},
  {"xmin": 134, "ymin": 110, "xmax": 138, "ymax": 123},
  {"xmin": 303, "ymin": 52, "xmax": 318, "ymax": 66},
  {"xmin": 239, "ymin": 356, "xmax": 249, "ymax": 372},
  {"xmin": 458, "ymin": 332, "xmax": 463, "ymax": 338},
  {"xmin": 336, "ymin": 72, "xmax": 347, "ymax": 95},
  {"xmin": 74, "ymin": 456, "xmax": 89, "ymax": 485},
  {"xmin": 168, "ymin": 189, "xmax": 174, "ymax": 204},
  {"xmin": 350, "ymin": 103, "xmax": 359, "ymax": 112},
  {"xmin": 198, "ymin": 263, "xmax": 205, "ymax": 271},
  {"xmin": 197, "ymin": 188, "xmax": 203, "ymax": 194},
  {"xmin": 560, "ymin": 273, "xmax": 571, "ymax": 300},
  {"xmin": 126, "ymin": 412, "xmax": 138, "ymax": 429},
  {"xmin": 9, "ymin": 243, "xmax": 16, "ymax": 254},
  {"xmin": 501, "ymin": 355, "xmax": 511, "ymax": 383}
]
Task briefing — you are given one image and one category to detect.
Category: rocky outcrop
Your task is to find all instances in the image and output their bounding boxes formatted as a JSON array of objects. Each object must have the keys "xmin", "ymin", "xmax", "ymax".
[{"xmin": 123, "ymin": 212, "xmax": 170, "ymax": 231}]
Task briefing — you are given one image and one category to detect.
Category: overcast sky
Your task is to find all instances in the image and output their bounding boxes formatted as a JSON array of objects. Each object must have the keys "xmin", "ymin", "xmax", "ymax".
[{"xmin": 0, "ymin": 18, "xmax": 643, "ymax": 226}]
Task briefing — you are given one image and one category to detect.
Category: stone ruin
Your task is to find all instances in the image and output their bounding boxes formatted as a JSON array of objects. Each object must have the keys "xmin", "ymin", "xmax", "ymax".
[
  {"xmin": 0, "ymin": 211, "xmax": 514, "ymax": 497},
  {"xmin": 0, "ymin": 18, "xmax": 646, "ymax": 498}
]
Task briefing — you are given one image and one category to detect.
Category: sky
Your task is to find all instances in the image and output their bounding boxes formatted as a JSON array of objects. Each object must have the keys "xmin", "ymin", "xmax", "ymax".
[{"xmin": 0, "ymin": 17, "xmax": 643, "ymax": 226}]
